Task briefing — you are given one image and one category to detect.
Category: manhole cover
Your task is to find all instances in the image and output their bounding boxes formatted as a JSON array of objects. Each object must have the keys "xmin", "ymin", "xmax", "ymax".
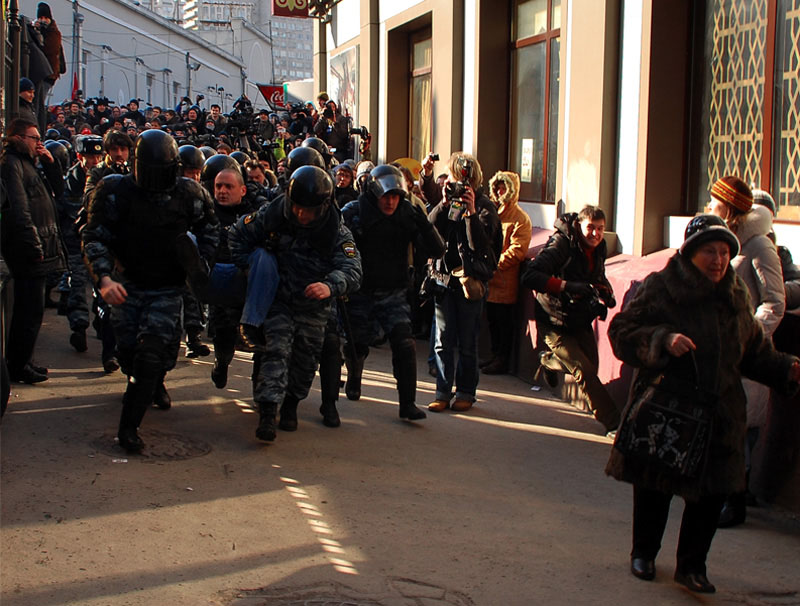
[
  {"xmin": 224, "ymin": 579, "xmax": 474, "ymax": 606},
  {"xmin": 92, "ymin": 429, "xmax": 212, "ymax": 460}
]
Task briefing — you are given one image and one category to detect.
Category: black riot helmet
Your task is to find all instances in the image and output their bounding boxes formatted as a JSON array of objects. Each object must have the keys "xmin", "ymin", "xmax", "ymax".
[
  {"xmin": 178, "ymin": 145, "xmax": 205, "ymax": 171},
  {"xmin": 199, "ymin": 145, "xmax": 216, "ymax": 159},
  {"xmin": 200, "ymin": 153, "xmax": 243, "ymax": 194},
  {"xmin": 286, "ymin": 146, "xmax": 325, "ymax": 179},
  {"xmin": 300, "ymin": 137, "xmax": 332, "ymax": 169},
  {"xmin": 44, "ymin": 140, "xmax": 70, "ymax": 175},
  {"xmin": 285, "ymin": 165, "xmax": 334, "ymax": 228},
  {"xmin": 45, "ymin": 128, "xmax": 60, "ymax": 141},
  {"xmin": 370, "ymin": 164, "xmax": 406, "ymax": 198},
  {"xmin": 229, "ymin": 150, "xmax": 249, "ymax": 165},
  {"xmin": 133, "ymin": 129, "xmax": 180, "ymax": 192}
]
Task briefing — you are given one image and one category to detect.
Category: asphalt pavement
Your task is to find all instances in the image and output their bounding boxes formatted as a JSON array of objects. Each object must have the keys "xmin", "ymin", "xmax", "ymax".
[{"xmin": 1, "ymin": 308, "xmax": 799, "ymax": 606}]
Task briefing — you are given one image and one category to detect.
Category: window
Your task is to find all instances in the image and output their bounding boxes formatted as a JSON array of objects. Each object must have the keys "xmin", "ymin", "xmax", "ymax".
[
  {"xmin": 509, "ymin": 0, "xmax": 561, "ymax": 203},
  {"xmin": 146, "ymin": 72, "xmax": 154, "ymax": 105},
  {"xmin": 689, "ymin": 0, "xmax": 800, "ymax": 221},
  {"xmin": 81, "ymin": 50, "xmax": 90, "ymax": 94},
  {"xmin": 409, "ymin": 29, "xmax": 432, "ymax": 163}
]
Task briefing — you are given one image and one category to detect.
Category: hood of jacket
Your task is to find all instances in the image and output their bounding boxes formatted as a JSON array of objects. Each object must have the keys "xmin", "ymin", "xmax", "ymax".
[
  {"xmin": 488, "ymin": 171, "xmax": 520, "ymax": 217},
  {"xmin": 734, "ymin": 204, "xmax": 773, "ymax": 248}
]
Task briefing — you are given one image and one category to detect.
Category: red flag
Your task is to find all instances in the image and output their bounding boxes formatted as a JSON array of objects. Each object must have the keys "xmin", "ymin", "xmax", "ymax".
[
  {"xmin": 257, "ymin": 84, "xmax": 286, "ymax": 110},
  {"xmin": 71, "ymin": 73, "xmax": 79, "ymax": 100}
]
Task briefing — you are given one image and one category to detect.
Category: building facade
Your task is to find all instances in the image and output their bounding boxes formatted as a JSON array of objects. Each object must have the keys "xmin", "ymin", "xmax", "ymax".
[{"xmin": 316, "ymin": 0, "xmax": 800, "ymax": 257}]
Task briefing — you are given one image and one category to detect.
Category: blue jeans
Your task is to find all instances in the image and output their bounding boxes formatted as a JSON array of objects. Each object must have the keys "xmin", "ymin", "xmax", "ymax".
[
  {"xmin": 203, "ymin": 248, "xmax": 278, "ymax": 326},
  {"xmin": 433, "ymin": 287, "xmax": 484, "ymax": 402}
]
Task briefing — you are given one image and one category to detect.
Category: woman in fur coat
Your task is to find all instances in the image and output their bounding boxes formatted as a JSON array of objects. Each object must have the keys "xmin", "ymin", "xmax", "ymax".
[{"xmin": 605, "ymin": 214, "xmax": 799, "ymax": 593}]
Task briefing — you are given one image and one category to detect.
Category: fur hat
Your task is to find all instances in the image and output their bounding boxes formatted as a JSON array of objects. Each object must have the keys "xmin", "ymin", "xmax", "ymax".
[
  {"xmin": 37, "ymin": 2, "xmax": 52, "ymax": 19},
  {"xmin": 680, "ymin": 214, "xmax": 740, "ymax": 259},
  {"xmin": 751, "ymin": 188, "xmax": 776, "ymax": 216},
  {"xmin": 710, "ymin": 175, "xmax": 753, "ymax": 213}
]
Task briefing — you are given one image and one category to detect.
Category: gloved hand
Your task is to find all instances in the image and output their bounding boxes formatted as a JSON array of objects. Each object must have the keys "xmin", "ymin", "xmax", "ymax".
[
  {"xmin": 595, "ymin": 284, "xmax": 617, "ymax": 309},
  {"xmin": 563, "ymin": 281, "xmax": 594, "ymax": 298}
]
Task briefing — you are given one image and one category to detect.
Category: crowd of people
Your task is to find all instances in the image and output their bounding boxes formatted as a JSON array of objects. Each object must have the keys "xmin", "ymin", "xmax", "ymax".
[{"xmin": 2, "ymin": 81, "xmax": 800, "ymax": 595}]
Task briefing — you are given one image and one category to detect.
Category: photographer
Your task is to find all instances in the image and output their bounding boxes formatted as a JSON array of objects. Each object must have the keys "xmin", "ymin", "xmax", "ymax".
[
  {"xmin": 520, "ymin": 205, "xmax": 620, "ymax": 433},
  {"xmin": 122, "ymin": 99, "xmax": 145, "ymax": 128},
  {"xmin": 313, "ymin": 100, "xmax": 351, "ymax": 163},
  {"xmin": 421, "ymin": 152, "xmax": 501, "ymax": 413}
]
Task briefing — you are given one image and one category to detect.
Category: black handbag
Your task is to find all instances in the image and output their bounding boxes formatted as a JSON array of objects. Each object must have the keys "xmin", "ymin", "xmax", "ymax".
[{"xmin": 614, "ymin": 352, "xmax": 717, "ymax": 479}]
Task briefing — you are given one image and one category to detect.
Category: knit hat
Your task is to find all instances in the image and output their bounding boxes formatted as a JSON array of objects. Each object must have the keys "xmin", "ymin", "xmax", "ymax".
[
  {"xmin": 19, "ymin": 77, "xmax": 35, "ymax": 92},
  {"xmin": 680, "ymin": 214, "xmax": 740, "ymax": 259},
  {"xmin": 37, "ymin": 3, "xmax": 52, "ymax": 19},
  {"xmin": 710, "ymin": 175, "xmax": 753, "ymax": 213},
  {"xmin": 751, "ymin": 188, "xmax": 776, "ymax": 216}
]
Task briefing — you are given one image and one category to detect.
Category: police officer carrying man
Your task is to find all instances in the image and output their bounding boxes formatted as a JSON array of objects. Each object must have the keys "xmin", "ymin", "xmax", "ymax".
[
  {"xmin": 228, "ymin": 165, "xmax": 361, "ymax": 442},
  {"xmin": 340, "ymin": 164, "xmax": 445, "ymax": 421},
  {"xmin": 83, "ymin": 130, "xmax": 219, "ymax": 452}
]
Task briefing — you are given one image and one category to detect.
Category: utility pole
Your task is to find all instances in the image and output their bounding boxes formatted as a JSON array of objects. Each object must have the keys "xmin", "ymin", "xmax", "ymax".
[
  {"xmin": 72, "ymin": 1, "xmax": 84, "ymax": 96},
  {"xmin": 6, "ymin": 0, "xmax": 22, "ymax": 120}
]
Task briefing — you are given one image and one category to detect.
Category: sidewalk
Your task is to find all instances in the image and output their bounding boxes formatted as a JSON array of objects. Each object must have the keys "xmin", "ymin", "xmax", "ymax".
[{"xmin": 1, "ymin": 308, "xmax": 799, "ymax": 605}]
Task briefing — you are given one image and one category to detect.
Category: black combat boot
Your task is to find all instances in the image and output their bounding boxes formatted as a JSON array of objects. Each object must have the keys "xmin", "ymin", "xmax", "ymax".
[
  {"xmin": 391, "ymin": 329, "xmax": 425, "ymax": 421},
  {"xmin": 319, "ymin": 401, "xmax": 341, "ymax": 427},
  {"xmin": 153, "ymin": 375, "xmax": 171, "ymax": 410},
  {"xmin": 211, "ymin": 358, "xmax": 229, "ymax": 389},
  {"xmin": 279, "ymin": 395, "xmax": 299, "ymax": 431},
  {"xmin": 186, "ymin": 331, "xmax": 211, "ymax": 358},
  {"xmin": 344, "ymin": 355, "xmax": 365, "ymax": 401},
  {"xmin": 256, "ymin": 402, "xmax": 277, "ymax": 442}
]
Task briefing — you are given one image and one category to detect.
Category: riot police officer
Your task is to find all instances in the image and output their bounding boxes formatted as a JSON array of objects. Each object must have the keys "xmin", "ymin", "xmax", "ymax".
[
  {"xmin": 83, "ymin": 129, "xmax": 219, "ymax": 452},
  {"xmin": 228, "ymin": 165, "xmax": 361, "ymax": 442},
  {"xmin": 340, "ymin": 164, "xmax": 445, "ymax": 421}
]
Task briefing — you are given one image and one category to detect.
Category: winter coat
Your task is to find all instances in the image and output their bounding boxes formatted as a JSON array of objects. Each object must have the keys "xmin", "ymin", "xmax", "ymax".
[
  {"xmin": 341, "ymin": 192, "xmax": 445, "ymax": 292},
  {"xmin": 0, "ymin": 138, "xmax": 66, "ymax": 278},
  {"xmin": 486, "ymin": 171, "xmax": 532, "ymax": 304},
  {"xmin": 730, "ymin": 205, "xmax": 786, "ymax": 428},
  {"xmin": 19, "ymin": 97, "xmax": 38, "ymax": 125},
  {"xmin": 605, "ymin": 252, "xmax": 799, "ymax": 501},
  {"xmin": 83, "ymin": 175, "xmax": 219, "ymax": 289},
  {"xmin": 520, "ymin": 213, "xmax": 612, "ymax": 330},
  {"xmin": 732, "ymin": 205, "xmax": 785, "ymax": 337},
  {"xmin": 39, "ymin": 20, "xmax": 62, "ymax": 83},
  {"xmin": 421, "ymin": 174, "xmax": 502, "ymax": 287}
]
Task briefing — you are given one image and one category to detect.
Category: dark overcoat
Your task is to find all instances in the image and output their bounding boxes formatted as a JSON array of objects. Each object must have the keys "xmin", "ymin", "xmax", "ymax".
[{"xmin": 605, "ymin": 252, "xmax": 798, "ymax": 501}]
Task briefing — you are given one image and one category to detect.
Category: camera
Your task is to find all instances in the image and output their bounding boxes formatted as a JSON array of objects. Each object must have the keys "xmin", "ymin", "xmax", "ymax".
[
  {"xmin": 349, "ymin": 125, "xmax": 369, "ymax": 139},
  {"xmin": 429, "ymin": 153, "xmax": 440, "ymax": 161}
]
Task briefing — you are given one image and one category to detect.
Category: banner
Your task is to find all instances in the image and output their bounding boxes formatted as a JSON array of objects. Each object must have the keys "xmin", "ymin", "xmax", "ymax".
[
  {"xmin": 257, "ymin": 84, "xmax": 286, "ymax": 110},
  {"xmin": 272, "ymin": 0, "xmax": 309, "ymax": 18}
]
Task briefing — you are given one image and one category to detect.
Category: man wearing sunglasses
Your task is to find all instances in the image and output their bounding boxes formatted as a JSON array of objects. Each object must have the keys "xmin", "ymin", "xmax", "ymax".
[{"xmin": 0, "ymin": 118, "xmax": 66, "ymax": 383}]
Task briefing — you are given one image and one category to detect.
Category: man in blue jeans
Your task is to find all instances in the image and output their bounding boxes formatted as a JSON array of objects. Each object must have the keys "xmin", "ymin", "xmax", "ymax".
[{"xmin": 420, "ymin": 152, "xmax": 501, "ymax": 412}]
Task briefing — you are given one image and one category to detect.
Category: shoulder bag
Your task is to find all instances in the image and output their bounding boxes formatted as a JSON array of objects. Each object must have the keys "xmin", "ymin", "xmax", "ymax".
[{"xmin": 613, "ymin": 352, "xmax": 717, "ymax": 479}]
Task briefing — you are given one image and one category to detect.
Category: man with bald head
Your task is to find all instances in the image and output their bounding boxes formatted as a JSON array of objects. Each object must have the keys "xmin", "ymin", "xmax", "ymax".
[{"xmin": 204, "ymin": 168, "xmax": 271, "ymax": 389}]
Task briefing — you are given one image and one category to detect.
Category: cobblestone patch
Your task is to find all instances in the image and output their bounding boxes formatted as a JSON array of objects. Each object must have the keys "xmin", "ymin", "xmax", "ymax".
[{"xmin": 92, "ymin": 429, "xmax": 212, "ymax": 461}]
